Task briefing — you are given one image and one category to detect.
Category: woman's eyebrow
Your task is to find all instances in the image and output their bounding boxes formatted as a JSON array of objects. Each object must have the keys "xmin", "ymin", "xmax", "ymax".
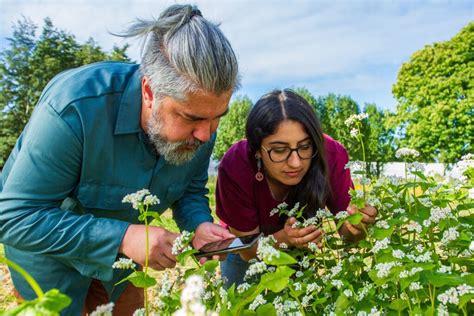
[{"xmin": 267, "ymin": 137, "xmax": 311, "ymax": 146}]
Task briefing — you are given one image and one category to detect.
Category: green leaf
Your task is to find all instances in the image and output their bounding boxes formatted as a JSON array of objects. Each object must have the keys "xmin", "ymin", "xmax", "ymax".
[
  {"xmin": 203, "ymin": 259, "xmax": 219, "ymax": 272},
  {"xmin": 422, "ymin": 271, "xmax": 474, "ymax": 287},
  {"xmin": 176, "ymin": 248, "xmax": 198, "ymax": 266},
  {"xmin": 117, "ymin": 271, "xmax": 156, "ymax": 288},
  {"xmin": 335, "ymin": 293, "xmax": 351, "ymax": 314},
  {"xmin": 388, "ymin": 298, "xmax": 408, "ymax": 311},
  {"xmin": 2, "ymin": 289, "xmax": 71, "ymax": 315},
  {"xmin": 260, "ymin": 266, "xmax": 295, "ymax": 292},
  {"xmin": 256, "ymin": 303, "xmax": 277, "ymax": 316},
  {"xmin": 372, "ymin": 226, "xmax": 394, "ymax": 240},
  {"xmin": 459, "ymin": 293, "xmax": 474, "ymax": 308},
  {"xmin": 263, "ymin": 251, "xmax": 297, "ymax": 266}
]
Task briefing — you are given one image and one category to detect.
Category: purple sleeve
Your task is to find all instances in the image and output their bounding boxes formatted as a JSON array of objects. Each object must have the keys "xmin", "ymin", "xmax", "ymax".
[
  {"xmin": 215, "ymin": 143, "xmax": 260, "ymax": 232},
  {"xmin": 325, "ymin": 139, "xmax": 353, "ymax": 214}
]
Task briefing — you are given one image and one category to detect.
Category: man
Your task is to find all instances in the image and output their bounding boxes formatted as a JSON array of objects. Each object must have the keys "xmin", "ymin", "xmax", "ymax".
[{"xmin": 0, "ymin": 4, "xmax": 239, "ymax": 314}]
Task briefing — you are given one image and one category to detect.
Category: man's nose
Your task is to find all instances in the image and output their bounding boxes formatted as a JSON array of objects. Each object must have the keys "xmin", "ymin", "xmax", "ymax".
[{"xmin": 192, "ymin": 120, "xmax": 213, "ymax": 143}]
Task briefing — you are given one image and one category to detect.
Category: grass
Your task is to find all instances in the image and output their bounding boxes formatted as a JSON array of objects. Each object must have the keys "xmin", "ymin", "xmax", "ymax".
[{"xmin": 0, "ymin": 176, "xmax": 218, "ymax": 311}]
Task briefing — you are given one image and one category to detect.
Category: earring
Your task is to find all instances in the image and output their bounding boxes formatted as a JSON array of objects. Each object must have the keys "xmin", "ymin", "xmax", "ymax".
[{"xmin": 255, "ymin": 154, "xmax": 264, "ymax": 182}]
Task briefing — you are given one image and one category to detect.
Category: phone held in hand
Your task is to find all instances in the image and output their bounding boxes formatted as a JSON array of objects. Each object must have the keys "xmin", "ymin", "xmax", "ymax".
[{"xmin": 195, "ymin": 232, "xmax": 263, "ymax": 258}]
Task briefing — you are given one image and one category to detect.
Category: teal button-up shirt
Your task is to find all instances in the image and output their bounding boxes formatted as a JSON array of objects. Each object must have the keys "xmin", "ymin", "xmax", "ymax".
[{"xmin": 0, "ymin": 62, "xmax": 214, "ymax": 313}]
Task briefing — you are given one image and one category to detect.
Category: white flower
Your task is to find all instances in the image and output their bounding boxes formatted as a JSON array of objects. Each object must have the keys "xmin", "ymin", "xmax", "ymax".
[
  {"xmin": 376, "ymin": 220, "xmax": 390, "ymax": 229},
  {"xmin": 350, "ymin": 128, "xmax": 359, "ymax": 138},
  {"xmin": 399, "ymin": 267, "xmax": 423, "ymax": 279},
  {"xmin": 437, "ymin": 265, "xmax": 452, "ymax": 274},
  {"xmin": 296, "ymin": 271, "xmax": 304, "ymax": 278},
  {"xmin": 393, "ymin": 208, "xmax": 405, "ymax": 215},
  {"xmin": 429, "ymin": 207, "xmax": 452, "ymax": 224},
  {"xmin": 345, "ymin": 113, "xmax": 368, "ymax": 126},
  {"xmin": 437, "ymin": 304, "xmax": 449, "ymax": 316},
  {"xmin": 237, "ymin": 282, "xmax": 251, "ymax": 293},
  {"xmin": 158, "ymin": 272, "xmax": 172, "ymax": 297},
  {"xmin": 293, "ymin": 282, "xmax": 302, "ymax": 291},
  {"xmin": 470, "ymin": 241, "xmax": 474, "ymax": 252},
  {"xmin": 122, "ymin": 189, "xmax": 160, "ymax": 210},
  {"xmin": 371, "ymin": 238, "xmax": 390, "ymax": 254},
  {"xmin": 249, "ymin": 294, "xmax": 266, "ymax": 311},
  {"xmin": 256, "ymin": 235, "xmax": 280, "ymax": 262},
  {"xmin": 279, "ymin": 242, "xmax": 288, "ymax": 249},
  {"xmin": 407, "ymin": 162, "xmax": 425, "ymax": 172},
  {"xmin": 437, "ymin": 287, "xmax": 459, "ymax": 305},
  {"xmin": 302, "ymin": 216, "xmax": 319, "ymax": 227},
  {"xmin": 469, "ymin": 188, "xmax": 474, "ymax": 199},
  {"xmin": 457, "ymin": 284, "xmax": 474, "ymax": 296},
  {"xmin": 245, "ymin": 261, "xmax": 267, "ymax": 279},
  {"xmin": 335, "ymin": 211, "xmax": 349, "ymax": 220},
  {"xmin": 288, "ymin": 202, "xmax": 300, "ymax": 217},
  {"xmin": 171, "ymin": 231, "xmax": 193, "ymax": 255},
  {"xmin": 315, "ymin": 208, "xmax": 333, "ymax": 219},
  {"xmin": 330, "ymin": 262, "xmax": 343, "ymax": 277},
  {"xmin": 406, "ymin": 221, "xmax": 422, "ymax": 234},
  {"xmin": 392, "ymin": 249, "xmax": 405, "ymax": 259},
  {"xmin": 409, "ymin": 282, "xmax": 422, "ymax": 291},
  {"xmin": 112, "ymin": 258, "xmax": 136, "ymax": 270},
  {"xmin": 308, "ymin": 242, "xmax": 318, "ymax": 252},
  {"xmin": 90, "ymin": 302, "xmax": 114, "ymax": 316},
  {"xmin": 301, "ymin": 295, "xmax": 312, "ymax": 307},
  {"xmin": 374, "ymin": 261, "xmax": 402, "ymax": 278},
  {"xmin": 415, "ymin": 244, "xmax": 424, "ymax": 253},
  {"xmin": 331, "ymin": 279, "xmax": 344, "ymax": 289},
  {"xmin": 307, "ymin": 282, "xmax": 321, "ymax": 294},
  {"xmin": 344, "ymin": 289, "xmax": 353, "ymax": 297},
  {"xmin": 441, "ymin": 227, "xmax": 459, "ymax": 245},
  {"xmin": 133, "ymin": 308, "xmax": 145, "ymax": 316},
  {"xmin": 395, "ymin": 148, "xmax": 420, "ymax": 159}
]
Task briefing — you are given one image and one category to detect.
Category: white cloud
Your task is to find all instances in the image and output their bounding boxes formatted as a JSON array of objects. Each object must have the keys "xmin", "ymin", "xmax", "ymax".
[{"xmin": 0, "ymin": 0, "xmax": 472, "ymax": 110}]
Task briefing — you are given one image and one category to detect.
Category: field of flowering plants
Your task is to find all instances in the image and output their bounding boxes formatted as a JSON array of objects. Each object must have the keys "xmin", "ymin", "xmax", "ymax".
[
  {"xmin": 133, "ymin": 153, "xmax": 473, "ymax": 316},
  {"xmin": 1, "ymin": 152, "xmax": 473, "ymax": 315}
]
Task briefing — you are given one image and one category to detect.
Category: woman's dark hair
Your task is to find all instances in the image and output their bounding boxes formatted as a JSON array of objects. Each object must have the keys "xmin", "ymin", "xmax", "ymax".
[{"xmin": 246, "ymin": 89, "xmax": 330, "ymax": 215}]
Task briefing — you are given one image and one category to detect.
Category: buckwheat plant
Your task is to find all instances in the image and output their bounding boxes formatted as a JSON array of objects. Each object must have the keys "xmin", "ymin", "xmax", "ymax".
[
  {"xmin": 0, "ymin": 256, "xmax": 71, "ymax": 315},
  {"xmin": 154, "ymin": 153, "xmax": 473, "ymax": 315},
  {"xmin": 120, "ymin": 189, "xmax": 161, "ymax": 316}
]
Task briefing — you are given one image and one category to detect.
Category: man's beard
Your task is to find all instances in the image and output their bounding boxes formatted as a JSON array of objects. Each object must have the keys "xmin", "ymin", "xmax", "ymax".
[{"xmin": 146, "ymin": 108, "xmax": 204, "ymax": 166}]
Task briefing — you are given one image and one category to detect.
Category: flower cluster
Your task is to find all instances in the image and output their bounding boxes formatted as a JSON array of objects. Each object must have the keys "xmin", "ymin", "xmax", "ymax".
[
  {"xmin": 344, "ymin": 112, "xmax": 369, "ymax": 126},
  {"xmin": 171, "ymin": 231, "xmax": 193, "ymax": 256},
  {"xmin": 122, "ymin": 189, "xmax": 160, "ymax": 210},
  {"xmin": 112, "ymin": 258, "xmax": 136, "ymax": 270},
  {"xmin": 395, "ymin": 147, "xmax": 420, "ymax": 159}
]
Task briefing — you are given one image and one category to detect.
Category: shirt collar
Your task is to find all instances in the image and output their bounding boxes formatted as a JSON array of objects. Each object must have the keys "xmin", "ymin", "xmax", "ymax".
[{"xmin": 114, "ymin": 67, "xmax": 143, "ymax": 135}]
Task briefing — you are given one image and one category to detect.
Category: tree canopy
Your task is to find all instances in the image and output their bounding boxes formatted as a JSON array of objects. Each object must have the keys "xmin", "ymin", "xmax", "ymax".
[
  {"xmin": 212, "ymin": 96, "xmax": 252, "ymax": 161},
  {"xmin": 392, "ymin": 22, "xmax": 473, "ymax": 163},
  {"xmin": 0, "ymin": 17, "xmax": 130, "ymax": 168}
]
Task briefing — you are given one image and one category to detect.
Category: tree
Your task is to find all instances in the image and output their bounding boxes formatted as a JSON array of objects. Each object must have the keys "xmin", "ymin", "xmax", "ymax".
[
  {"xmin": 212, "ymin": 96, "xmax": 252, "ymax": 160},
  {"xmin": 0, "ymin": 17, "xmax": 130, "ymax": 168},
  {"xmin": 392, "ymin": 22, "xmax": 474, "ymax": 162},
  {"xmin": 363, "ymin": 104, "xmax": 395, "ymax": 177},
  {"xmin": 295, "ymin": 88, "xmax": 395, "ymax": 177}
]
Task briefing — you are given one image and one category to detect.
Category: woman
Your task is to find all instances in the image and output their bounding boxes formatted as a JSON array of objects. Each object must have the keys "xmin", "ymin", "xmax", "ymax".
[{"xmin": 216, "ymin": 89, "xmax": 377, "ymax": 287}]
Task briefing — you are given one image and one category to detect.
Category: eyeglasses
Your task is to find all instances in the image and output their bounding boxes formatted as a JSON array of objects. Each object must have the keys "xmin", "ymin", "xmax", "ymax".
[{"xmin": 261, "ymin": 143, "xmax": 317, "ymax": 163}]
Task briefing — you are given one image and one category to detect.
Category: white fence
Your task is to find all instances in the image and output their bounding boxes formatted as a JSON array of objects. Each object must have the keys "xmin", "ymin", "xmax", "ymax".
[{"xmin": 208, "ymin": 161, "xmax": 447, "ymax": 178}]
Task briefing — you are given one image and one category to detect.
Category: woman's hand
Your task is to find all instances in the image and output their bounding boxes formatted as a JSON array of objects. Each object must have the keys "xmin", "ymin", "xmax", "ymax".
[
  {"xmin": 339, "ymin": 204, "xmax": 377, "ymax": 242},
  {"xmin": 282, "ymin": 217, "xmax": 324, "ymax": 248}
]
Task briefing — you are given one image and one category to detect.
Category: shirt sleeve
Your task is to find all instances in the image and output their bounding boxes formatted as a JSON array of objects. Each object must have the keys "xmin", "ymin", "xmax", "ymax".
[
  {"xmin": 325, "ymin": 141, "xmax": 353, "ymax": 214},
  {"xmin": 171, "ymin": 135, "xmax": 214, "ymax": 232},
  {"xmin": 215, "ymin": 145, "xmax": 259, "ymax": 232},
  {"xmin": 0, "ymin": 102, "xmax": 129, "ymax": 281}
]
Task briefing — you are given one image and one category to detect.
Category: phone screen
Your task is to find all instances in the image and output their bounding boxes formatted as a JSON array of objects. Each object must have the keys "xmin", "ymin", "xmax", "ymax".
[{"xmin": 196, "ymin": 232, "xmax": 263, "ymax": 257}]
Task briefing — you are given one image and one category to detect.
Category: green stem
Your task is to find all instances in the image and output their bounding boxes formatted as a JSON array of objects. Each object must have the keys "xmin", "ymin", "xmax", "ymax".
[
  {"xmin": 144, "ymin": 209, "xmax": 150, "ymax": 316},
  {"xmin": 0, "ymin": 256, "xmax": 44, "ymax": 298}
]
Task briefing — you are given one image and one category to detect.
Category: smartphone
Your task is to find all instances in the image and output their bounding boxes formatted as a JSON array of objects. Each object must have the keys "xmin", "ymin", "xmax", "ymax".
[{"xmin": 195, "ymin": 232, "xmax": 263, "ymax": 258}]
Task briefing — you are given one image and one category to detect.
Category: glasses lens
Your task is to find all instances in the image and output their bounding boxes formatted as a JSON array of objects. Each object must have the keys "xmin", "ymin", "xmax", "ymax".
[
  {"xmin": 269, "ymin": 147, "xmax": 291, "ymax": 162},
  {"xmin": 297, "ymin": 144, "xmax": 314, "ymax": 159}
]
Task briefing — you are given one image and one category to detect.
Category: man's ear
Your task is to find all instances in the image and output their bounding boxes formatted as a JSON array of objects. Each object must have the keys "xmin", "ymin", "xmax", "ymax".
[{"xmin": 141, "ymin": 76, "xmax": 154, "ymax": 109}]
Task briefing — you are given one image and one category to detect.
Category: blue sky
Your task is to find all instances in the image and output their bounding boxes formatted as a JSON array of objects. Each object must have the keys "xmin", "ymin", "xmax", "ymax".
[{"xmin": 1, "ymin": 0, "xmax": 472, "ymax": 111}]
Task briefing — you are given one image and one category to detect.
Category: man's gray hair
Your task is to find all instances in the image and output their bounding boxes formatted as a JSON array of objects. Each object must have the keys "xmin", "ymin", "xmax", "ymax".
[{"xmin": 118, "ymin": 4, "xmax": 240, "ymax": 100}]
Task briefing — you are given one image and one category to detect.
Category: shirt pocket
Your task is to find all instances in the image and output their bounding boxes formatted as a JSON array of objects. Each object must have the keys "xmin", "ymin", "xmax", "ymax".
[{"xmin": 76, "ymin": 182, "xmax": 136, "ymax": 211}]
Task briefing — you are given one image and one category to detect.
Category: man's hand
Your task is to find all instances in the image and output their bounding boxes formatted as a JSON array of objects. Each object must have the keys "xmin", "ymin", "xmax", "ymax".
[
  {"xmin": 283, "ymin": 217, "xmax": 324, "ymax": 248},
  {"xmin": 340, "ymin": 204, "xmax": 377, "ymax": 241},
  {"xmin": 119, "ymin": 224, "xmax": 179, "ymax": 270},
  {"xmin": 193, "ymin": 222, "xmax": 235, "ymax": 263}
]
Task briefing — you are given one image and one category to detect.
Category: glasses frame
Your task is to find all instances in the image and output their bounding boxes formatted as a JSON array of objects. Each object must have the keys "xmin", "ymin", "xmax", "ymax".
[{"xmin": 261, "ymin": 143, "xmax": 318, "ymax": 163}]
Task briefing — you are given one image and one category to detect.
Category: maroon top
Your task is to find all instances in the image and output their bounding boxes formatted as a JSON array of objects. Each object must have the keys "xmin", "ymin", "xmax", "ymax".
[{"xmin": 216, "ymin": 135, "xmax": 353, "ymax": 235}]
